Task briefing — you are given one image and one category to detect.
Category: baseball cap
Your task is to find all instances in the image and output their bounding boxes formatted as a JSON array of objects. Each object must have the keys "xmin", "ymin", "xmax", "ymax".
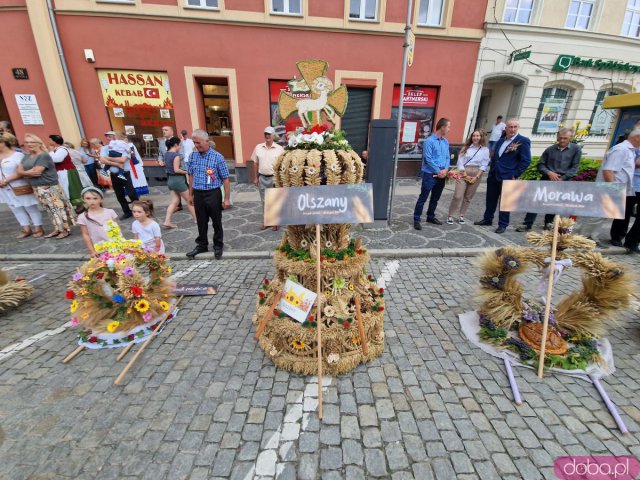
[
  {"xmin": 264, "ymin": 126, "xmax": 276, "ymax": 135},
  {"xmin": 104, "ymin": 131, "xmax": 116, "ymax": 136}
]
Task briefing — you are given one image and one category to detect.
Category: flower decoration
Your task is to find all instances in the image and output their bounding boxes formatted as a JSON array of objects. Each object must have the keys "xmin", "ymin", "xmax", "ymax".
[
  {"xmin": 70, "ymin": 300, "xmax": 79, "ymax": 313},
  {"xmin": 292, "ymin": 339, "xmax": 307, "ymax": 350},
  {"xmin": 135, "ymin": 299, "xmax": 150, "ymax": 312},
  {"xmin": 70, "ymin": 317, "xmax": 79, "ymax": 327},
  {"xmin": 332, "ymin": 277, "xmax": 346, "ymax": 290},
  {"xmin": 107, "ymin": 321, "xmax": 120, "ymax": 333},
  {"xmin": 503, "ymin": 256, "xmax": 520, "ymax": 270},
  {"xmin": 142, "ymin": 312, "xmax": 153, "ymax": 323},
  {"xmin": 130, "ymin": 286, "xmax": 143, "ymax": 297},
  {"xmin": 122, "ymin": 266, "xmax": 134, "ymax": 276},
  {"xmin": 327, "ymin": 353, "xmax": 340, "ymax": 364},
  {"xmin": 158, "ymin": 301, "xmax": 170, "ymax": 311},
  {"xmin": 72, "ymin": 272, "xmax": 83, "ymax": 282},
  {"xmin": 348, "ymin": 283, "xmax": 355, "ymax": 291},
  {"xmin": 324, "ymin": 305, "xmax": 336, "ymax": 317},
  {"xmin": 113, "ymin": 294, "xmax": 125, "ymax": 304},
  {"xmin": 65, "ymin": 290, "xmax": 75, "ymax": 300}
]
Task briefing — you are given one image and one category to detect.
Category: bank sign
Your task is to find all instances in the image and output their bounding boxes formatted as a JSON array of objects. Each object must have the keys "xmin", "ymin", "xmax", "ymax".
[
  {"xmin": 97, "ymin": 69, "xmax": 174, "ymax": 109},
  {"xmin": 552, "ymin": 55, "xmax": 640, "ymax": 73}
]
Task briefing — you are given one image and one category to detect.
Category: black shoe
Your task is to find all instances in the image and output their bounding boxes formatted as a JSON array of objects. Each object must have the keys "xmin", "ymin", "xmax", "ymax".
[
  {"xmin": 610, "ymin": 239, "xmax": 623, "ymax": 247},
  {"xmin": 474, "ymin": 220, "xmax": 492, "ymax": 226},
  {"xmin": 120, "ymin": 213, "xmax": 133, "ymax": 220},
  {"xmin": 515, "ymin": 225, "xmax": 532, "ymax": 232},
  {"xmin": 625, "ymin": 245, "xmax": 640, "ymax": 254},
  {"xmin": 413, "ymin": 223, "xmax": 422, "ymax": 231},
  {"xmin": 426, "ymin": 218, "xmax": 442, "ymax": 225},
  {"xmin": 214, "ymin": 249, "xmax": 223, "ymax": 260},
  {"xmin": 186, "ymin": 247, "xmax": 207, "ymax": 259},
  {"xmin": 495, "ymin": 227, "xmax": 506, "ymax": 234}
]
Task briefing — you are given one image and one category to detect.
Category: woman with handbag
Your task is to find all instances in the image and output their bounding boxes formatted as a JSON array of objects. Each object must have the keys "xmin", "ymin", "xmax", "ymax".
[
  {"xmin": 0, "ymin": 132, "xmax": 44, "ymax": 238},
  {"xmin": 18, "ymin": 133, "xmax": 76, "ymax": 239},
  {"xmin": 446, "ymin": 129, "xmax": 490, "ymax": 225}
]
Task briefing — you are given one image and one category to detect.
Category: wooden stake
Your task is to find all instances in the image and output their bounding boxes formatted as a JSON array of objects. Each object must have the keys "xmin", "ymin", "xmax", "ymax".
[
  {"xmin": 62, "ymin": 345, "xmax": 85, "ymax": 364},
  {"xmin": 115, "ymin": 295, "xmax": 184, "ymax": 385},
  {"xmin": 116, "ymin": 342, "xmax": 135, "ymax": 362},
  {"xmin": 316, "ymin": 224, "xmax": 323, "ymax": 420},
  {"xmin": 254, "ymin": 292, "xmax": 283, "ymax": 340},
  {"xmin": 354, "ymin": 296, "xmax": 368, "ymax": 356},
  {"xmin": 537, "ymin": 215, "xmax": 560, "ymax": 378}
]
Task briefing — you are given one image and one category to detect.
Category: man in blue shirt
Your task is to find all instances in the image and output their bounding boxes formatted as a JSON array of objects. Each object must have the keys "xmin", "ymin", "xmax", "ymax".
[
  {"xmin": 413, "ymin": 118, "xmax": 451, "ymax": 230},
  {"xmin": 186, "ymin": 129, "xmax": 231, "ymax": 259}
]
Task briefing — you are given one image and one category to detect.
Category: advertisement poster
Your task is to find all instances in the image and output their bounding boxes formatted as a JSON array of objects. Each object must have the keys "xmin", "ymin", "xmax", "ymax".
[
  {"xmin": 278, "ymin": 279, "xmax": 317, "ymax": 323},
  {"xmin": 390, "ymin": 85, "xmax": 438, "ymax": 159},
  {"xmin": 15, "ymin": 94, "xmax": 44, "ymax": 126},
  {"xmin": 537, "ymin": 98, "xmax": 565, "ymax": 133},
  {"xmin": 269, "ymin": 79, "xmax": 311, "ymax": 145}
]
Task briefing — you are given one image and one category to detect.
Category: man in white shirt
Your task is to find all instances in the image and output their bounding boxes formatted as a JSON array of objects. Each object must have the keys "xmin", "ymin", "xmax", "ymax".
[
  {"xmin": 488, "ymin": 115, "xmax": 506, "ymax": 154},
  {"xmin": 181, "ymin": 130, "xmax": 195, "ymax": 163},
  {"xmin": 252, "ymin": 126, "xmax": 284, "ymax": 231}
]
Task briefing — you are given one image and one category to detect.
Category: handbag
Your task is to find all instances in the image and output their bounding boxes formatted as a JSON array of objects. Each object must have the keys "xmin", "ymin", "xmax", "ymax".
[{"xmin": 0, "ymin": 161, "xmax": 34, "ymax": 195}]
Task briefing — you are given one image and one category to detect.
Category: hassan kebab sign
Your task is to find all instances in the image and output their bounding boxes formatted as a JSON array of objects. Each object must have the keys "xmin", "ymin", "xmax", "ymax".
[{"xmin": 97, "ymin": 69, "xmax": 174, "ymax": 109}]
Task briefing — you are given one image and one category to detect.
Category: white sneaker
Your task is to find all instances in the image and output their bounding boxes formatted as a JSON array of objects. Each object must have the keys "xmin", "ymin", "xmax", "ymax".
[
  {"xmin": 447, "ymin": 216, "xmax": 454, "ymax": 225},
  {"xmin": 458, "ymin": 216, "xmax": 465, "ymax": 224}
]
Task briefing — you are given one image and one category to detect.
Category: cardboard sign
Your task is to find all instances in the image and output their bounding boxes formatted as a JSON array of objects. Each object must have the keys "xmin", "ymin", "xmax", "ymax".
[
  {"xmin": 278, "ymin": 279, "xmax": 317, "ymax": 323},
  {"xmin": 500, "ymin": 180, "xmax": 626, "ymax": 219},
  {"xmin": 174, "ymin": 284, "xmax": 219, "ymax": 296},
  {"xmin": 264, "ymin": 184, "xmax": 374, "ymax": 226}
]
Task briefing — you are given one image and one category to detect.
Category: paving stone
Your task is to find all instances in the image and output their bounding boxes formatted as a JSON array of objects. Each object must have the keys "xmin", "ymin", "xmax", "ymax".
[
  {"xmin": 342, "ymin": 439, "xmax": 365, "ymax": 466},
  {"xmin": 364, "ymin": 448, "xmax": 388, "ymax": 478},
  {"xmin": 341, "ymin": 415, "xmax": 361, "ymax": 439},
  {"xmin": 451, "ymin": 452, "xmax": 474, "ymax": 474}
]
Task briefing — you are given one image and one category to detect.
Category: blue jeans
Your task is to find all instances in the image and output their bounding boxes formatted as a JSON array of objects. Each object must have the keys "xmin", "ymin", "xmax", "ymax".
[
  {"xmin": 413, "ymin": 174, "xmax": 445, "ymax": 224},
  {"xmin": 483, "ymin": 175, "xmax": 510, "ymax": 228}
]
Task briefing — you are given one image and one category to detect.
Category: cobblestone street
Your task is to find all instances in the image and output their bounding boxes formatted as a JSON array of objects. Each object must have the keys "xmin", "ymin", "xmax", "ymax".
[{"xmin": 1, "ymin": 256, "xmax": 639, "ymax": 479}]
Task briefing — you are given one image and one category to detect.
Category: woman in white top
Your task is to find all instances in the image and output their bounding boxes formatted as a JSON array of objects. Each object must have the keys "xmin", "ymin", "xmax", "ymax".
[
  {"xmin": 447, "ymin": 129, "xmax": 490, "ymax": 224},
  {"xmin": 0, "ymin": 132, "xmax": 44, "ymax": 238}
]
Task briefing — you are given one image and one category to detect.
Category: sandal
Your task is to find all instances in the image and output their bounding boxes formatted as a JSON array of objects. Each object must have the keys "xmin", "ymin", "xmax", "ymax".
[
  {"xmin": 55, "ymin": 231, "xmax": 71, "ymax": 239},
  {"xmin": 32, "ymin": 227, "xmax": 45, "ymax": 238},
  {"xmin": 43, "ymin": 230, "xmax": 60, "ymax": 238},
  {"xmin": 16, "ymin": 228, "xmax": 32, "ymax": 239},
  {"xmin": 163, "ymin": 224, "xmax": 177, "ymax": 229}
]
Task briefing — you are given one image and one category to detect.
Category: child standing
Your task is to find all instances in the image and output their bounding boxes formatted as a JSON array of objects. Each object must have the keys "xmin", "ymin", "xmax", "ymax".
[
  {"xmin": 77, "ymin": 186, "xmax": 119, "ymax": 257},
  {"xmin": 131, "ymin": 199, "xmax": 165, "ymax": 253},
  {"xmin": 104, "ymin": 134, "xmax": 129, "ymax": 181}
]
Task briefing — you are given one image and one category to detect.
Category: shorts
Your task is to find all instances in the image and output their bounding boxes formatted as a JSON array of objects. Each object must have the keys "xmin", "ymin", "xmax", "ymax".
[{"xmin": 167, "ymin": 174, "xmax": 188, "ymax": 193}]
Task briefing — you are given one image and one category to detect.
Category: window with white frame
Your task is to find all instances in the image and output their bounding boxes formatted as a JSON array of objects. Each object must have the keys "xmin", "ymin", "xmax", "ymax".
[
  {"xmin": 533, "ymin": 87, "xmax": 573, "ymax": 134},
  {"xmin": 589, "ymin": 90, "xmax": 618, "ymax": 135},
  {"xmin": 418, "ymin": 0, "xmax": 444, "ymax": 26},
  {"xmin": 565, "ymin": 0, "xmax": 594, "ymax": 29},
  {"xmin": 186, "ymin": 0, "xmax": 218, "ymax": 8},
  {"xmin": 503, "ymin": 0, "xmax": 534, "ymax": 24},
  {"xmin": 349, "ymin": 0, "xmax": 377, "ymax": 20},
  {"xmin": 621, "ymin": 0, "xmax": 640, "ymax": 37},
  {"xmin": 272, "ymin": 0, "xmax": 301, "ymax": 15}
]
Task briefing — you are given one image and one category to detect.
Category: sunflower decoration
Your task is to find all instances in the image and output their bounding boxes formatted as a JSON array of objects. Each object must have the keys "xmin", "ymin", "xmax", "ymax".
[
  {"xmin": 292, "ymin": 339, "xmax": 308, "ymax": 351},
  {"xmin": 65, "ymin": 220, "xmax": 176, "ymax": 345}
]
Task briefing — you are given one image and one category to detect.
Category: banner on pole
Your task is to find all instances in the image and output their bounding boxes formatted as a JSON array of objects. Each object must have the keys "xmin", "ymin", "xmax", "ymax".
[
  {"xmin": 264, "ymin": 184, "xmax": 374, "ymax": 226},
  {"xmin": 407, "ymin": 30, "xmax": 415, "ymax": 67},
  {"xmin": 500, "ymin": 180, "xmax": 626, "ymax": 219}
]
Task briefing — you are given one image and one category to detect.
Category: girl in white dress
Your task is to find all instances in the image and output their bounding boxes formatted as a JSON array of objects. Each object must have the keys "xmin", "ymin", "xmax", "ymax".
[
  {"xmin": 0, "ymin": 133, "xmax": 44, "ymax": 238},
  {"xmin": 131, "ymin": 199, "xmax": 164, "ymax": 253},
  {"xmin": 126, "ymin": 138, "xmax": 149, "ymax": 197}
]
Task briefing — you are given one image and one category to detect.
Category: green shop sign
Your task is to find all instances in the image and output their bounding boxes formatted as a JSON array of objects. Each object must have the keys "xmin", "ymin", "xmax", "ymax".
[{"xmin": 552, "ymin": 55, "xmax": 640, "ymax": 73}]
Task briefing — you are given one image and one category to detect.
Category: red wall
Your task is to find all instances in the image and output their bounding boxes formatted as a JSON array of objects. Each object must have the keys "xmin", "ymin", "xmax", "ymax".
[
  {"xmin": 225, "ymin": 0, "xmax": 264, "ymax": 12},
  {"xmin": 308, "ymin": 1, "xmax": 343, "ymax": 18},
  {"xmin": 0, "ymin": 10, "xmax": 60, "ymax": 141},
  {"xmin": 452, "ymin": 0, "xmax": 488, "ymax": 29},
  {"xmin": 385, "ymin": 0, "xmax": 408, "ymax": 24},
  {"xmin": 55, "ymin": 15, "xmax": 479, "ymax": 163},
  {"xmin": 141, "ymin": 0, "xmax": 178, "ymax": 5}
]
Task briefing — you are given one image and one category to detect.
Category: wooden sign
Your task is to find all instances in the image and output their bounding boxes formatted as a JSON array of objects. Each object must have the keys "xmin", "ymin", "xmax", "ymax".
[
  {"xmin": 500, "ymin": 180, "xmax": 626, "ymax": 219},
  {"xmin": 174, "ymin": 284, "xmax": 219, "ymax": 296},
  {"xmin": 264, "ymin": 184, "xmax": 374, "ymax": 226}
]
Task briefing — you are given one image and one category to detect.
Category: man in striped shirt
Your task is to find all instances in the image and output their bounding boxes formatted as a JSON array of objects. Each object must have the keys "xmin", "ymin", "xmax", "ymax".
[{"xmin": 186, "ymin": 129, "xmax": 231, "ymax": 259}]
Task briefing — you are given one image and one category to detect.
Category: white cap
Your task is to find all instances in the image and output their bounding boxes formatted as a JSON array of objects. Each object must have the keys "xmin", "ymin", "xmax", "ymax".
[{"xmin": 264, "ymin": 126, "xmax": 276, "ymax": 135}]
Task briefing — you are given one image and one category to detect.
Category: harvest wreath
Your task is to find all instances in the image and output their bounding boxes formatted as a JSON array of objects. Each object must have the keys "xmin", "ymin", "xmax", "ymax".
[
  {"xmin": 476, "ymin": 218, "xmax": 633, "ymax": 371},
  {"xmin": 0, "ymin": 269, "xmax": 33, "ymax": 313}
]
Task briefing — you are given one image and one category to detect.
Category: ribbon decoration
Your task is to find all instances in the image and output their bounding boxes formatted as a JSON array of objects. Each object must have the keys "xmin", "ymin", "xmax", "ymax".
[
  {"xmin": 206, "ymin": 168, "xmax": 215, "ymax": 185},
  {"xmin": 129, "ymin": 148, "xmax": 138, "ymax": 179},
  {"xmin": 537, "ymin": 257, "xmax": 573, "ymax": 304}
]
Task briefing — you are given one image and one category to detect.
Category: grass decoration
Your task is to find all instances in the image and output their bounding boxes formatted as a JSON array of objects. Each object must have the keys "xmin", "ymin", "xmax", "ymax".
[{"xmin": 0, "ymin": 269, "xmax": 33, "ymax": 313}]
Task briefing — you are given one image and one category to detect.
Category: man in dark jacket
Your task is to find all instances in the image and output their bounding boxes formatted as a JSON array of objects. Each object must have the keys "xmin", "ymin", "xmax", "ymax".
[{"xmin": 474, "ymin": 119, "xmax": 531, "ymax": 233}]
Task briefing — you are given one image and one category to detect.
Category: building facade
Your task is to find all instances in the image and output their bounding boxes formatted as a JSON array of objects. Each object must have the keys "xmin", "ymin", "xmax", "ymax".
[
  {"xmin": 1, "ymin": 0, "xmax": 487, "ymax": 178},
  {"xmin": 468, "ymin": 0, "xmax": 640, "ymax": 158}
]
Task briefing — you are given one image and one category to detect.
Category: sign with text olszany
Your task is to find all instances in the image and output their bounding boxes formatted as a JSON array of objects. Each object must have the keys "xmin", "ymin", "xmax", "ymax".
[
  {"xmin": 500, "ymin": 180, "xmax": 626, "ymax": 219},
  {"xmin": 264, "ymin": 184, "xmax": 374, "ymax": 226}
]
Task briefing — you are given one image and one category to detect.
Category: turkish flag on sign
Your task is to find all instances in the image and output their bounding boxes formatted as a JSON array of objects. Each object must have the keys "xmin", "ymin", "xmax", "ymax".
[{"xmin": 144, "ymin": 88, "xmax": 160, "ymax": 99}]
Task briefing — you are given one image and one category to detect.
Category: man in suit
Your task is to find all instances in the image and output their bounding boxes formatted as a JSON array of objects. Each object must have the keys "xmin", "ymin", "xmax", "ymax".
[{"xmin": 474, "ymin": 119, "xmax": 531, "ymax": 233}]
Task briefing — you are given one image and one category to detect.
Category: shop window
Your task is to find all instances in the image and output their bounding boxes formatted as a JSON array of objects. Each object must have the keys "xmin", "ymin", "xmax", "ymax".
[
  {"xmin": 589, "ymin": 90, "xmax": 618, "ymax": 135},
  {"xmin": 186, "ymin": 0, "xmax": 219, "ymax": 8},
  {"xmin": 565, "ymin": 0, "xmax": 594, "ymax": 30},
  {"xmin": 622, "ymin": 0, "xmax": 640, "ymax": 37},
  {"xmin": 272, "ymin": 0, "xmax": 301, "ymax": 15},
  {"xmin": 503, "ymin": 0, "xmax": 534, "ymax": 24},
  {"xmin": 418, "ymin": 0, "xmax": 444, "ymax": 26},
  {"xmin": 532, "ymin": 87, "xmax": 573, "ymax": 134},
  {"xmin": 349, "ymin": 0, "xmax": 377, "ymax": 20}
]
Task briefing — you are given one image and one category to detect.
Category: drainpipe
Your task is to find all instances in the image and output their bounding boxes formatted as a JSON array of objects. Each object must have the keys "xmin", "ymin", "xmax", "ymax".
[{"xmin": 45, "ymin": 0, "xmax": 85, "ymax": 138}]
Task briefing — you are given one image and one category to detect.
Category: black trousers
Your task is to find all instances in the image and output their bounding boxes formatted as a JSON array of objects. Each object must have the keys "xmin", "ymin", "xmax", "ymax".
[
  {"xmin": 483, "ymin": 175, "xmax": 510, "ymax": 228},
  {"xmin": 110, "ymin": 171, "xmax": 138, "ymax": 215},
  {"xmin": 611, "ymin": 194, "xmax": 637, "ymax": 243},
  {"xmin": 194, "ymin": 188, "xmax": 223, "ymax": 251},
  {"xmin": 84, "ymin": 163, "xmax": 99, "ymax": 187}
]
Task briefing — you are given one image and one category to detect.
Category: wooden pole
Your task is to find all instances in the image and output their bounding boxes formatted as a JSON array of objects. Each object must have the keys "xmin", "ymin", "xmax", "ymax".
[
  {"xmin": 116, "ymin": 342, "xmax": 135, "ymax": 362},
  {"xmin": 62, "ymin": 345, "xmax": 85, "ymax": 364},
  {"xmin": 537, "ymin": 215, "xmax": 560, "ymax": 378},
  {"xmin": 115, "ymin": 295, "xmax": 184, "ymax": 385},
  {"xmin": 254, "ymin": 292, "xmax": 283, "ymax": 340},
  {"xmin": 316, "ymin": 224, "xmax": 323, "ymax": 420},
  {"xmin": 354, "ymin": 296, "xmax": 368, "ymax": 356}
]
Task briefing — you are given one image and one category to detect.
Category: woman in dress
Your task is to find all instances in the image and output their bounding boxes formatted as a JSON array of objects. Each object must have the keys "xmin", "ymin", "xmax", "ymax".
[
  {"xmin": 78, "ymin": 138, "xmax": 99, "ymax": 187},
  {"xmin": 446, "ymin": 129, "xmax": 490, "ymax": 225},
  {"xmin": 18, "ymin": 134, "xmax": 76, "ymax": 239},
  {"xmin": 64, "ymin": 141, "xmax": 93, "ymax": 188},
  {"xmin": 47, "ymin": 134, "xmax": 83, "ymax": 206},
  {"xmin": 125, "ymin": 135, "xmax": 149, "ymax": 197},
  {"xmin": 0, "ymin": 132, "xmax": 44, "ymax": 238}
]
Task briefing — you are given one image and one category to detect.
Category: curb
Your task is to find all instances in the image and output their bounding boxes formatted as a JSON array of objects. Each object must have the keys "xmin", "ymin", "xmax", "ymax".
[{"xmin": 0, "ymin": 246, "xmax": 631, "ymax": 262}]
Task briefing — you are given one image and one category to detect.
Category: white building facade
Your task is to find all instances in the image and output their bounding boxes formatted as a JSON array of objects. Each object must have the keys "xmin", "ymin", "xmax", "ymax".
[{"xmin": 467, "ymin": 0, "xmax": 640, "ymax": 158}]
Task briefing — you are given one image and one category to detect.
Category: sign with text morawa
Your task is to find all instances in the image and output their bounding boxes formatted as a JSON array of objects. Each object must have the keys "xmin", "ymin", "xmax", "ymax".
[
  {"xmin": 500, "ymin": 181, "xmax": 626, "ymax": 219},
  {"xmin": 264, "ymin": 184, "xmax": 374, "ymax": 226}
]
